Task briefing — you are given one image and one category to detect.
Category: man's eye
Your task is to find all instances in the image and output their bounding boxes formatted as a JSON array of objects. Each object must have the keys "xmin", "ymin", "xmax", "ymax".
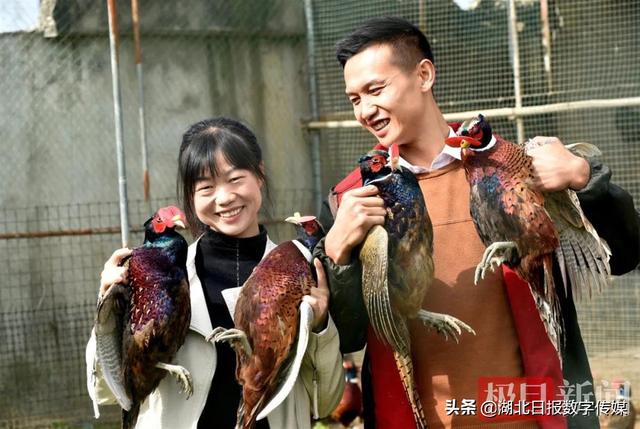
[
  {"xmin": 349, "ymin": 97, "xmax": 360, "ymax": 106},
  {"xmin": 370, "ymin": 87, "xmax": 383, "ymax": 95}
]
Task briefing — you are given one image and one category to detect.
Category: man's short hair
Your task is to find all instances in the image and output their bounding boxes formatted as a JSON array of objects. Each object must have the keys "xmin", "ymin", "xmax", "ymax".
[{"xmin": 335, "ymin": 17, "xmax": 434, "ymax": 71}]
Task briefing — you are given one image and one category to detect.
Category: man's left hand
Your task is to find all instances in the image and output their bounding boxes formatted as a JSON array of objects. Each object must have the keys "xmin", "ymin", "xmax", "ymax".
[{"xmin": 528, "ymin": 136, "xmax": 590, "ymax": 192}]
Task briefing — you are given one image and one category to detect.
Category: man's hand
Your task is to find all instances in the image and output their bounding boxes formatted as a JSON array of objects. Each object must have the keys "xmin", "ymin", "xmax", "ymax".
[
  {"xmin": 324, "ymin": 185, "xmax": 386, "ymax": 265},
  {"xmin": 528, "ymin": 136, "xmax": 590, "ymax": 192}
]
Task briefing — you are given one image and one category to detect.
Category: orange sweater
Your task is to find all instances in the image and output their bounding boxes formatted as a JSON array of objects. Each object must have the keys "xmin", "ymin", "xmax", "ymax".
[
  {"xmin": 330, "ymin": 141, "xmax": 565, "ymax": 429},
  {"xmin": 406, "ymin": 161, "xmax": 536, "ymax": 428}
]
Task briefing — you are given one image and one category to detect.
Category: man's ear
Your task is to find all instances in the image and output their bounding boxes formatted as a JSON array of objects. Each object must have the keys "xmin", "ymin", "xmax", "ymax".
[{"xmin": 417, "ymin": 59, "xmax": 436, "ymax": 92}]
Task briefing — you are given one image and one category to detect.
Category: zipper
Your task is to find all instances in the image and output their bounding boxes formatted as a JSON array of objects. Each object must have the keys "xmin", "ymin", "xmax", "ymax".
[{"xmin": 312, "ymin": 367, "xmax": 319, "ymax": 419}]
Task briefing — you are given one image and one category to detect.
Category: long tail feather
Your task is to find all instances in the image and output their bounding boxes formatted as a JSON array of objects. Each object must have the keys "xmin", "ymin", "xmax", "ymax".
[
  {"xmin": 237, "ymin": 394, "xmax": 268, "ymax": 429},
  {"xmin": 122, "ymin": 403, "xmax": 140, "ymax": 429},
  {"xmin": 530, "ymin": 284, "xmax": 563, "ymax": 365},
  {"xmin": 393, "ymin": 349, "xmax": 427, "ymax": 429}
]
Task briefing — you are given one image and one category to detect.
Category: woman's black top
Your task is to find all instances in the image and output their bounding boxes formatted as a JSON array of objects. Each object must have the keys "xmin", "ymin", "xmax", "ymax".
[{"xmin": 195, "ymin": 226, "xmax": 270, "ymax": 429}]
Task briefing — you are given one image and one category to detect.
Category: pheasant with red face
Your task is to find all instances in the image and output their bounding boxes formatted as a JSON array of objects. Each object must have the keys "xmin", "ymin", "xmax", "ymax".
[
  {"xmin": 209, "ymin": 214, "xmax": 325, "ymax": 429},
  {"xmin": 358, "ymin": 144, "xmax": 474, "ymax": 429},
  {"xmin": 95, "ymin": 206, "xmax": 191, "ymax": 429},
  {"xmin": 445, "ymin": 115, "xmax": 611, "ymax": 353}
]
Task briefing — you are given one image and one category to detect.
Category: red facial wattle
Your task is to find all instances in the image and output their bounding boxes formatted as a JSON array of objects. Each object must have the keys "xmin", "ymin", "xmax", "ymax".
[
  {"xmin": 444, "ymin": 136, "xmax": 483, "ymax": 148},
  {"xmin": 153, "ymin": 216, "xmax": 167, "ymax": 234},
  {"xmin": 303, "ymin": 222, "xmax": 318, "ymax": 236},
  {"xmin": 370, "ymin": 154, "xmax": 388, "ymax": 173},
  {"xmin": 153, "ymin": 206, "xmax": 187, "ymax": 233}
]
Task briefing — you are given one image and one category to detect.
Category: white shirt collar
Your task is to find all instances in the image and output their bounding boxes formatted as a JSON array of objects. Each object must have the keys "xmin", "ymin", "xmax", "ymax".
[{"xmin": 397, "ymin": 127, "xmax": 461, "ymax": 174}]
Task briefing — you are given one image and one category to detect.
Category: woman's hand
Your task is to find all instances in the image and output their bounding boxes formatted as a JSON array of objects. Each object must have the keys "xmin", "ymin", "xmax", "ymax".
[
  {"xmin": 99, "ymin": 248, "xmax": 132, "ymax": 298},
  {"xmin": 304, "ymin": 258, "xmax": 331, "ymax": 333}
]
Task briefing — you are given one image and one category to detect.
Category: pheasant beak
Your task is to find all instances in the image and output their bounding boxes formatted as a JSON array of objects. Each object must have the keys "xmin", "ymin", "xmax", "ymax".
[
  {"xmin": 444, "ymin": 136, "xmax": 482, "ymax": 149},
  {"xmin": 172, "ymin": 215, "xmax": 186, "ymax": 229},
  {"xmin": 285, "ymin": 212, "xmax": 318, "ymax": 227},
  {"xmin": 285, "ymin": 212, "xmax": 303, "ymax": 225}
]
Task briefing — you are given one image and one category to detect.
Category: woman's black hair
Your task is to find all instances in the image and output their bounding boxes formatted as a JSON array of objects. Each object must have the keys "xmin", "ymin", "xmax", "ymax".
[{"xmin": 177, "ymin": 117, "xmax": 270, "ymax": 237}]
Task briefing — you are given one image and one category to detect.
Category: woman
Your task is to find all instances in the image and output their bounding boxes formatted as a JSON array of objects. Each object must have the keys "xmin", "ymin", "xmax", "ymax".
[{"xmin": 86, "ymin": 117, "xmax": 344, "ymax": 428}]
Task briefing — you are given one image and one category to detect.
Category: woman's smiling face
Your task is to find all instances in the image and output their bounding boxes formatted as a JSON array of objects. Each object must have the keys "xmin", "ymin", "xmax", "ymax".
[{"xmin": 193, "ymin": 151, "xmax": 262, "ymax": 238}]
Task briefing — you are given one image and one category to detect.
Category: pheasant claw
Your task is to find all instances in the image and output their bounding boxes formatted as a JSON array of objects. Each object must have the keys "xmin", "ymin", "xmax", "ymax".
[
  {"xmin": 417, "ymin": 309, "xmax": 475, "ymax": 344},
  {"xmin": 155, "ymin": 362, "xmax": 193, "ymax": 398},
  {"xmin": 206, "ymin": 327, "xmax": 253, "ymax": 357},
  {"xmin": 474, "ymin": 241, "xmax": 518, "ymax": 285}
]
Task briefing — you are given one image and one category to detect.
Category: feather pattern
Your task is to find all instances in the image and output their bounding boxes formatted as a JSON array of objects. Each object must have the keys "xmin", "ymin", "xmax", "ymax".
[
  {"xmin": 234, "ymin": 241, "xmax": 314, "ymax": 428},
  {"xmin": 358, "ymin": 148, "xmax": 473, "ymax": 428},
  {"xmin": 523, "ymin": 139, "xmax": 611, "ymax": 301},
  {"xmin": 227, "ymin": 217, "xmax": 325, "ymax": 429},
  {"xmin": 95, "ymin": 282, "xmax": 132, "ymax": 411},
  {"xmin": 448, "ymin": 116, "xmax": 612, "ymax": 358},
  {"xmin": 94, "ymin": 206, "xmax": 190, "ymax": 429},
  {"xmin": 360, "ymin": 225, "xmax": 407, "ymax": 352}
]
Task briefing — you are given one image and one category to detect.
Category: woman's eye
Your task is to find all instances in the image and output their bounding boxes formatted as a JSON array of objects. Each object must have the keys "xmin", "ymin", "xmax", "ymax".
[
  {"xmin": 197, "ymin": 185, "xmax": 212, "ymax": 192},
  {"xmin": 230, "ymin": 176, "xmax": 243, "ymax": 183}
]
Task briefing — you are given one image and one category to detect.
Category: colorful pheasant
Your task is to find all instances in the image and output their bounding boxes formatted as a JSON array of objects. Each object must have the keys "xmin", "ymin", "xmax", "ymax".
[
  {"xmin": 445, "ymin": 115, "xmax": 611, "ymax": 353},
  {"xmin": 329, "ymin": 358, "xmax": 363, "ymax": 427},
  {"xmin": 94, "ymin": 206, "xmax": 191, "ymax": 429},
  {"xmin": 358, "ymin": 144, "xmax": 474, "ymax": 429},
  {"xmin": 523, "ymin": 138, "xmax": 611, "ymax": 301},
  {"xmin": 208, "ymin": 214, "xmax": 325, "ymax": 429}
]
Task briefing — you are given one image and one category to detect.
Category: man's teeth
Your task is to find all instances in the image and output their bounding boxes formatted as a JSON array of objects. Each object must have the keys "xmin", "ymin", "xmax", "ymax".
[
  {"xmin": 372, "ymin": 119, "xmax": 389, "ymax": 131},
  {"xmin": 219, "ymin": 207, "xmax": 242, "ymax": 218}
]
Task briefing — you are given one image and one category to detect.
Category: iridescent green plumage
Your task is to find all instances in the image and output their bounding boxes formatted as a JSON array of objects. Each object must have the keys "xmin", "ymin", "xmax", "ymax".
[
  {"xmin": 358, "ymin": 147, "xmax": 474, "ymax": 429},
  {"xmin": 448, "ymin": 115, "xmax": 611, "ymax": 356},
  {"xmin": 95, "ymin": 206, "xmax": 191, "ymax": 429}
]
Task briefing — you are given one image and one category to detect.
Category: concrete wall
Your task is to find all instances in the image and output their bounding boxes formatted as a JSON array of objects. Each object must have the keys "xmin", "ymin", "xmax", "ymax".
[
  {"xmin": 0, "ymin": 1, "xmax": 315, "ymax": 423},
  {"xmin": 0, "ymin": 0, "xmax": 313, "ymax": 238}
]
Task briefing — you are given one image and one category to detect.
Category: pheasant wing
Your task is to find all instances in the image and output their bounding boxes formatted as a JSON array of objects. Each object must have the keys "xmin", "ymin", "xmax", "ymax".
[
  {"xmin": 95, "ymin": 282, "xmax": 132, "ymax": 411},
  {"xmin": 359, "ymin": 224, "xmax": 407, "ymax": 353},
  {"xmin": 257, "ymin": 300, "xmax": 314, "ymax": 420},
  {"xmin": 524, "ymin": 140, "xmax": 611, "ymax": 299}
]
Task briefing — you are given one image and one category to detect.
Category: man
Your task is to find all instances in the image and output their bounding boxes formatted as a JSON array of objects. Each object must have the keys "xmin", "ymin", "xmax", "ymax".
[{"xmin": 314, "ymin": 17, "xmax": 639, "ymax": 429}]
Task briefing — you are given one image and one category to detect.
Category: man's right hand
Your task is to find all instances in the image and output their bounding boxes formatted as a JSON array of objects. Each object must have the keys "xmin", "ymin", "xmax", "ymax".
[
  {"xmin": 99, "ymin": 248, "xmax": 132, "ymax": 298},
  {"xmin": 324, "ymin": 185, "xmax": 386, "ymax": 265}
]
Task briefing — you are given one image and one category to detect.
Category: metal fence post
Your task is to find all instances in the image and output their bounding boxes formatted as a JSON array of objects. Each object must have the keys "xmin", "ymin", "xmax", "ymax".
[{"xmin": 106, "ymin": 0, "xmax": 130, "ymax": 247}]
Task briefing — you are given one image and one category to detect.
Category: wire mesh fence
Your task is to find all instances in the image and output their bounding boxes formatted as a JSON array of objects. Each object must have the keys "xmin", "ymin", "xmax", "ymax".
[
  {"xmin": 306, "ymin": 0, "xmax": 640, "ymax": 423},
  {"xmin": 0, "ymin": 0, "xmax": 313, "ymax": 427},
  {"xmin": 1, "ymin": 0, "xmax": 639, "ymax": 427}
]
